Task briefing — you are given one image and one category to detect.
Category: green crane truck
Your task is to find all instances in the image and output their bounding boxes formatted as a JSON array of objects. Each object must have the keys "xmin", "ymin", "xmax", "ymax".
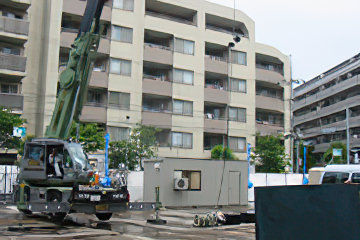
[{"xmin": 15, "ymin": 0, "xmax": 129, "ymax": 221}]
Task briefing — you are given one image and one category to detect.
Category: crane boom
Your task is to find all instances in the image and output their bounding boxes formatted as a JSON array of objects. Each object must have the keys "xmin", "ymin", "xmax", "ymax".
[{"xmin": 45, "ymin": 0, "xmax": 105, "ymax": 139}]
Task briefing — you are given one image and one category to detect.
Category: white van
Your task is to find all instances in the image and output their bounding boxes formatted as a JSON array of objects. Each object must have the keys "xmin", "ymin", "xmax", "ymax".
[{"xmin": 319, "ymin": 165, "xmax": 360, "ymax": 184}]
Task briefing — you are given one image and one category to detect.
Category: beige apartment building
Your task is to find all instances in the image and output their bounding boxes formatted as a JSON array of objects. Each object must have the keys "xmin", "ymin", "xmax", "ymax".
[{"xmin": 1, "ymin": 0, "xmax": 291, "ymax": 160}]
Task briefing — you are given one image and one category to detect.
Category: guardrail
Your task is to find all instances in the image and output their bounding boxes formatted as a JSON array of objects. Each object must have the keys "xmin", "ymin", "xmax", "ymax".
[
  {"xmin": 0, "ymin": 53, "xmax": 26, "ymax": 72},
  {"xmin": 0, "ymin": 16, "xmax": 29, "ymax": 35}
]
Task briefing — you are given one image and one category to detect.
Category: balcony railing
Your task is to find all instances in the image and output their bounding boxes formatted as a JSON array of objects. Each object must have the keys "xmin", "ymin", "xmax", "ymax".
[
  {"xmin": 145, "ymin": 11, "xmax": 196, "ymax": 26},
  {"xmin": 204, "ymin": 113, "xmax": 227, "ymax": 120},
  {"xmin": 256, "ymin": 92, "xmax": 283, "ymax": 100},
  {"xmin": 256, "ymin": 63, "xmax": 283, "ymax": 75},
  {"xmin": 205, "ymin": 83, "xmax": 227, "ymax": 91},
  {"xmin": 256, "ymin": 119, "xmax": 284, "ymax": 127},
  {"xmin": 142, "ymin": 106, "xmax": 172, "ymax": 113},
  {"xmin": 143, "ymin": 74, "xmax": 171, "ymax": 82},
  {"xmin": 205, "ymin": 54, "xmax": 227, "ymax": 62},
  {"xmin": 0, "ymin": 52, "xmax": 26, "ymax": 72},
  {"xmin": 144, "ymin": 42, "xmax": 172, "ymax": 51},
  {"xmin": 0, "ymin": 16, "xmax": 29, "ymax": 36}
]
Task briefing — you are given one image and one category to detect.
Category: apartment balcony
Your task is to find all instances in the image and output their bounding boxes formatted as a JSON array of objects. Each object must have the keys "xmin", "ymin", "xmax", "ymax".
[
  {"xmin": 256, "ymin": 95, "xmax": 284, "ymax": 113},
  {"xmin": 142, "ymin": 111, "xmax": 172, "ymax": 128},
  {"xmin": 143, "ymin": 43, "xmax": 173, "ymax": 65},
  {"xmin": 142, "ymin": 76, "xmax": 172, "ymax": 97},
  {"xmin": 62, "ymin": 0, "xmax": 111, "ymax": 22},
  {"xmin": 89, "ymin": 71, "xmax": 108, "ymax": 88},
  {"xmin": 204, "ymin": 133, "xmax": 225, "ymax": 150},
  {"xmin": 293, "ymin": 75, "xmax": 360, "ymax": 111},
  {"xmin": 0, "ymin": 16, "xmax": 29, "ymax": 40},
  {"xmin": 256, "ymin": 68, "xmax": 284, "ymax": 85},
  {"xmin": 256, "ymin": 123, "xmax": 284, "ymax": 136},
  {"xmin": 204, "ymin": 55, "xmax": 228, "ymax": 75},
  {"xmin": 60, "ymin": 30, "xmax": 110, "ymax": 54},
  {"xmin": 0, "ymin": 93, "xmax": 23, "ymax": 109},
  {"xmin": 80, "ymin": 104, "xmax": 107, "ymax": 123},
  {"xmin": 0, "ymin": 52, "xmax": 26, "ymax": 74},
  {"xmin": 204, "ymin": 118, "xmax": 227, "ymax": 134},
  {"xmin": 294, "ymin": 95, "xmax": 360, "ymax": 126},
  {"xmin": 204, "ymin": 87, "xmax": 229, "ymax": 104}
]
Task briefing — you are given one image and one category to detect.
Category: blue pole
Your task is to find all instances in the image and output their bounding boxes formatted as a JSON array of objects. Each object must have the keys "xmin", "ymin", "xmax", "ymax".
[
  {"xmin": 105, "ymin": 133, "xmax": 110, "ymax": 177},
  {"xmin": 303, "ymin": 146, "xmax": 309, "ymax": 185},
  {"xmin": 247, "ymin": 143, "xmax": 253, "ymax": 188}
]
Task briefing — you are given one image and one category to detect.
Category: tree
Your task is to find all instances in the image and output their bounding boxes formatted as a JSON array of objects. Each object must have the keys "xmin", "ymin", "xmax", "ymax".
[
  {"xmin": 0, "ymin": 106, "xmax": 25, "ymax": 150},
  {"xmin": 211, "ymin": 145, "xmax": 237, "ymax": 160},
  {"xmin": 322, "ymin": 141, "xmax": 347, "ymax": 164},
  {"xmin": 69, "ymin": 123, "xmax": 105, "ymax": 153},
  {"xmin": 252, "ymin": 133, "xmax": 289, "ymax": 173},
  {"xmin": 109, "ymin": 124, "xmax": 160, "ymax": 170}
]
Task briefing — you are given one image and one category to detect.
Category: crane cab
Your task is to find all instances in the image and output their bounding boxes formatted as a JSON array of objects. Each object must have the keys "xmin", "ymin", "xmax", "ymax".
[{"xmin": 19, "ymin": 139, "xmax": 92, "ymax": 187}]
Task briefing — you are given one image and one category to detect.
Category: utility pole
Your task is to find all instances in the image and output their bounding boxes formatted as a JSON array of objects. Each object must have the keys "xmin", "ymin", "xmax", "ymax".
[
  {"xmin": 346, "ymin": 108, "xmax": 350, "ymax": 164},
  {"xmin": 289, "ymin": 54, "xmax": 294, "ymax": 172},
  {"xmin": 296, "ymin": 140, "xmax": 300, "ymax": 173}
]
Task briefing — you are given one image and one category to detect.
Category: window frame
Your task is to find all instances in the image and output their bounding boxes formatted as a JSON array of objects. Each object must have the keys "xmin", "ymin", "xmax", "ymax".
[
  {"xmin": 108, "ymin": 126, "xmax": 129, "ymax": 142},
  {"xmin": 228, "ymin": 107, "xmax": 246, "ymax": 123},
  {"xmin": 171, "ymin": 132, "xmax": 193, "ymax": 149},
  {"xmin": 229, "ymin": 136, "xmax": 246, "ymax": 152},
  {"xmin": 110, "ymin": 58, "xmax": 132, "ymax": 76},
  {"xmin": 113, "ymin": 0, "xmax": 134, "ymax": 11},
  {"xmin": 111, "ymin": 25, "xmax": 133, "ymax": 43},
  {"xmin": 0, "ymin": 83, "xmax": 19, "ymax": 94},
  {"xmin": 231, "ymin": 78, "xmax": 247, "ymax": 93},
  {"xmin": 174, "ymin": 170, "xmax": 201, "ymax": 191},
  {"xmin": 173, "ymin": 68, "xmax": 194, "ymax": 85},
  {"xmin": 231, "ymin": 50, "xmax": 247, "ymax": 66},
  {"xmin": 175, "ymin": 38, "xmax": 195, "ymax": 55},
  {"xmin": 172, "ymin": 99, "xmax": 193, "ymax": 116},
  {"xmin": 108, "ymin": 91, "xmax": 131, "ymax": 110}
]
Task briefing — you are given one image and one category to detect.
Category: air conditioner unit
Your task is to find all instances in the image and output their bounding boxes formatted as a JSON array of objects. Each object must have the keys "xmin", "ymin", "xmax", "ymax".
[{"xmin": 174, "ymin": 178, "xmax": 189, "ymax": 190}]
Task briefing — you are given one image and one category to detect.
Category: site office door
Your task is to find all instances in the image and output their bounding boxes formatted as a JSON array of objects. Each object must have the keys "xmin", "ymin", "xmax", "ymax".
[{"xmin": 228, "ymin": 171, "xmax": 241, "ymax": 205}]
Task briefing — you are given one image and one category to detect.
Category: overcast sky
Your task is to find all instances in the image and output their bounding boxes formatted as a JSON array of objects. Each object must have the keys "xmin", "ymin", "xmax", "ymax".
[{"xmin": 208, "ymin": 0, "xmax": 360, "ymax": 81}]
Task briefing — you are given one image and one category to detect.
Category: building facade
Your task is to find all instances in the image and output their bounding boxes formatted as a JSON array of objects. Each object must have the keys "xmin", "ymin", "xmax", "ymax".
[
  {"xmin": 293, "ymin": 53, "xmax": 360, "ymax": 155},
  {"xmin": 3, "ymin": 0, "xmax": 291, "ymax": 160}
]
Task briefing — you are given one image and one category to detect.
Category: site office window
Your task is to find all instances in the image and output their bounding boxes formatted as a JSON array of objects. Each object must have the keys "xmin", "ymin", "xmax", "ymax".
[{"xmin": 174, "ymin": 170, "xmax": 201, "ymax": 191}]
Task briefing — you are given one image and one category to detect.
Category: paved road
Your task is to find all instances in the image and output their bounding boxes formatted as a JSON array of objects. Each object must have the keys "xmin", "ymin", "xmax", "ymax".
[{"xmin": 0, "ymin": 205, "xmax": 255, "ymax": 240}]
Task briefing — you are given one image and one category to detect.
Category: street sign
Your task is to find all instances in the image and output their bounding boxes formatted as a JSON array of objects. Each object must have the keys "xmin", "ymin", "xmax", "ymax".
[
  {"xmin": 333, "ymin": 148, "xmax": 343, "ymax": 157},
  {"xmin": 13, "ymin": 127, "xmax": 26, "ymax": 137}
]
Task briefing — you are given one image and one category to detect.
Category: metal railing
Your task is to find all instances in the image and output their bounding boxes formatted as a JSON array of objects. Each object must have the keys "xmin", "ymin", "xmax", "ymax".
[
  {"xmin": 143, "ymin": 74, "xmax": 171, "ymax": 82},
  {"xmin": 0, "ymin": 52, "xmax": 26, "ymax": 72},
  {"xmin": 204, "ymin": 83, "xmax": 227, "ymax": 91},
  {"xmin": 0, "ymin": 17, "xmax": 29, "ymax": 35},
  {"xmin": 205, "ymin": 24, "xmax": 248, "ymax": 38},
  {"xmin": 256, "ymin": 63, "xmax": 284, "ymax": 75},
  {"xmin": 205, "ymin": 54, "xmax": 227, "ymax": 62},
  {"xmin": 144, "ymin": 42, "xmax": 172, "ymax": 51}
]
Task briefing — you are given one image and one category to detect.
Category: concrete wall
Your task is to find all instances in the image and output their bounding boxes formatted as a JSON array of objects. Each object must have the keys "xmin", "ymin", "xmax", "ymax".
[{"xmin": 143, "ymin": 158, "xmax": 248, "ymax": 207}]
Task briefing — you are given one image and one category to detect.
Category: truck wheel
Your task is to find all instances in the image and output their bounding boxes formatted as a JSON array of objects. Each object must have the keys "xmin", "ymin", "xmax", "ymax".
[{"xmin": 95, "ymin": 213, "xmax": 112, "ymax": 221}]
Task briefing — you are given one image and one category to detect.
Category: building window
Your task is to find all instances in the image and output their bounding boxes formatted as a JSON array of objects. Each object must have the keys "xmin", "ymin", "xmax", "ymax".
[
  {"xmin": 109, "ymin": 91, "xmax": 130, "ymax": 109},
  {"xmin": 231, "ymin": 50, "xmax": 247, "ymax": 65},
  {"xmin": 86, "ymin": 90, "xmax": 104, "ymax": 105},
  {"xmin": 111, "ymin": 25, "xmax": 133, "ymax": 43},
  {"xmin": 229, "ymin": 137, "xmax": 246, "ymax": 152},
  {"xmin": 229, "ymin": 107, "xmax": 246, "ymax": 122},
  {"xmin": 175, "ymin": 38, "xmax": 194, "ymax": 55},
  {"xmin": 173, "ymin": 69, "xmax": 194, "ymax": 84},
  {"xmin": 93, "ymin": 58, "xmax": 106, "ymax": 72},
  {"xmin": 231, "ymin": 78, "xmax": 246, "ymax": 93},
  {"xmin": 110, "ymin": 58, "xmax": 131, "ymax": 75},
  {"xmin": 174, "ymin": 170, "xmax": 201, "ymax": 191},
  {"xmin": 108, "ymin": 126, "xmax": 129, "ymax": 142},
  {"xmin": 172, "ymin": 132, "xmax": 192, "ymax": 148},
  {"xmin": 1, "ymin": 84, "xmax": 18, "ymax": 94},
  {"xmin": 113, "ymin": 0, "xmax": 134, "ymax": 11},
  {"xmin": 173, "ymin": 100, "xmax": 193, "ymax": 115}
]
